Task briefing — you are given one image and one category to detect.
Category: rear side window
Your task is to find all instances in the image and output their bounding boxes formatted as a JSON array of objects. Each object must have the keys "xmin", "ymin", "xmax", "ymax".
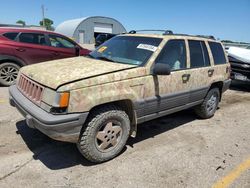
[
  {"xmin": 209, "ymin": 42, "xmax": 227, "ymax": 65},
  {"xmin": 19, "ymin": 33, "xmax": 47, "ymax": 45},
  {"xmin": 156, "ymin": 39, "xmax": 186, "ymax": 71},
  {"xmin": 3, "ymin": 32, "xmax": 19, "ymax": 40},
  {"xmin": 189, "ymin": 40, "xmax": 210, "ymax": 68}
]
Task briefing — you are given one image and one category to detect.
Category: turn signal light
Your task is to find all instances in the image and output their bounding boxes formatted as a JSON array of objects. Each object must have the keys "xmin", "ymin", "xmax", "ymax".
[{"xmin": 59, "ymin": 92, "xmax": 70, "ymax": 108}]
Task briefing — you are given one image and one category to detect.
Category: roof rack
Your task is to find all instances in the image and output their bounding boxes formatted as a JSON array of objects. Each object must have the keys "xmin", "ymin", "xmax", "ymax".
[
  {"xmin": 128, "ymin": 30, "xmax": 173, "ymax": 35},
  {"xmin": 128, "ymin": 30, "xmax": 216, "ymax": 40},
  {"xmin": 195, "ymin": 35, "xmax": 215, "ymax": 40},
  {"xmin": 173, "ymin": 34, "xmax": 216, "ymax": 40}
]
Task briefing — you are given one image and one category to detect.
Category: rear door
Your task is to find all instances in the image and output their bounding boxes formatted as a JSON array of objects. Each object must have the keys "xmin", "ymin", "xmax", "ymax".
[
  {"xmin": 187, "ymin": 40, "xmax": 213, "ymax": 103},
  {"xmin": 14, "ymin": 32, "xmax": 54, "ymax": 64},
  {"xmin": 47, "ymin": 34, "xmax": 77, "ymax": 59}
]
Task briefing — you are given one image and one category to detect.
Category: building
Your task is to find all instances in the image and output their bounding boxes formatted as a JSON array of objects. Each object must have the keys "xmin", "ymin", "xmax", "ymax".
[{"xmin": 55, "ymin": 16, "xmax": 126, "ymax": 44}]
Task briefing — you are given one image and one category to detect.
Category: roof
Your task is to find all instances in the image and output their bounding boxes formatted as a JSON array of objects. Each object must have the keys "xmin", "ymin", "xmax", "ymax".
[
  {"xmin": 0, "ymin": 27, "xmax": 55, "ymax": 34},
  {"xmin": 123, "ymin": 33, "xmax": 218, "ymax": 42},
  {"xmin": 55, "ymin": 17, "xmax": 88, "ymax": 37},
  {"xmin": 55, "ymin": 16, "xmax": 126, "ymax": 37}
]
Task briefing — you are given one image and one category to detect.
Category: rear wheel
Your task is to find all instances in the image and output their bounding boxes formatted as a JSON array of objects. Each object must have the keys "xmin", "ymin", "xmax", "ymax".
[
  {"xmin": 0, "ymin": 62, "xmax": 20, "ymax": 86},
  {"xmin": 77, "ymin": 105, "xmax": 130, "ymax": 163},
  {"xmin": 195, "ymin": 88, "xmax": 220, "ymax": 119}
]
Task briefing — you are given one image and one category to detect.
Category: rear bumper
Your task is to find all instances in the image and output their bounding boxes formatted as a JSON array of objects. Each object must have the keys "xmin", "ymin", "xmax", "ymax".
[
  {"xmin": 222, "ymin": 79, "xmax": 231, "ymax": 93},
  {"xmin": 9, "ymin": 85, "xmax": 89, "ymax": 143}
]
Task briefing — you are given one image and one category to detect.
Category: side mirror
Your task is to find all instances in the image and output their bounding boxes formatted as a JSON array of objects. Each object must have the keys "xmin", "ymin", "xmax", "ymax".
[
  {"xmin": 75, "ymin": 46, "xmax": 80, "ymax": 56},
  {"xmin": 153, "ymin": 63, "xmax": 171, "ymax": 75}
]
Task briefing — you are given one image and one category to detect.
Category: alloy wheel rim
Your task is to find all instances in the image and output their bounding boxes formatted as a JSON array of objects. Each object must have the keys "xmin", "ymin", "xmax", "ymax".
[
  {"xmin": 0, "ymin": 66, "xmax": 19, "ymax": 84},
  {"xmin": 95, "ymin": 121, "xmax": 122, "ymax": 152},
  {"xmin": 206, "ymin": 94, "xmax": 217, "ymax": 113}
]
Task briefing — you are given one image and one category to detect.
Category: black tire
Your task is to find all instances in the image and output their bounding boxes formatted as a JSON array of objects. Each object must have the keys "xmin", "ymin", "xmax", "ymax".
[
  {"xmin": 195, "ymin": 88, "xmax": 220, "ymax": 119},
  {"xmin": 77, "ymin": 105, "xmax": 130, "ymax": 163},
  {"xmin": 0, "ymin": 62, "xmax": 20, "ymax": 86}
]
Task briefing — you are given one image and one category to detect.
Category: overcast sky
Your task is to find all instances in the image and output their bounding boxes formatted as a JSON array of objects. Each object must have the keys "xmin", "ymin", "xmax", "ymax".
[{"xmin": 1, "ymin": 0, "xmax": 250, "ymax": 42}]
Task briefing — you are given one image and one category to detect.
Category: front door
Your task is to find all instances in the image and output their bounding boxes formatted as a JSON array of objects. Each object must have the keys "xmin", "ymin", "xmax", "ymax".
[
  {"xmin": 143, "ymin": 39, "xmax": 192, "ymax": 116},
  {"xmin": 47, "ymin": 34, "xmax": 77, "ymax": 59},
  {"xmin": 79, "ymin": 31, "xmax": 84, "ymax": 44}
]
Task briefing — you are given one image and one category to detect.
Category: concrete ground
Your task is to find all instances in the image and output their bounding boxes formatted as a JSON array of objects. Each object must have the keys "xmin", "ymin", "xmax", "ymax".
[
  {"xmin": 0, "ymin": 82, "xmax": 249, "ymax": 188},
  {"xmin": 80, "ymin": 43, "xmax": 95, "ymax": 51}
]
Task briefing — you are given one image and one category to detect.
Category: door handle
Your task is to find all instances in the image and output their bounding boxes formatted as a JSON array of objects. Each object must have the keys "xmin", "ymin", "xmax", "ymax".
[
  {"xmin": 182, "ymin": 74, "xmax": 190, "ymax": 83},
  {"xmin": 52, "ymin": 52, "xmax": 60, "ymax": 56},
  {"xmin": 208, "ymin": 69, "xmax": 214, "ymax": 77},
  {"xmin": 16, "ymin": 48, "xmax": 26, "ymax": 52}
]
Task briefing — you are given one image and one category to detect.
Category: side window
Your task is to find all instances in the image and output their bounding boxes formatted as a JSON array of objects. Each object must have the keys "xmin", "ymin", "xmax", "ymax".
[
  {"xmin": 156, "ymin": 40, "xmax": 186, "ymax": 71},
  {"xmin": 18, "ymin": 33, "xmax": 46, "ymax": 45},
  {"xmin": 3, "ymin": 32, "xmax": 19, "ymax": 40},
  {"xmin": 48, "ymin": 35, "xmax": 75, "ymax": 48},
  {"xmin": 208, "ymin": 42, "xmax": 227, "ymax": 65},
  {"xmin": 189, "ymin": 40, "xmax": 210, "ymax": 68}
]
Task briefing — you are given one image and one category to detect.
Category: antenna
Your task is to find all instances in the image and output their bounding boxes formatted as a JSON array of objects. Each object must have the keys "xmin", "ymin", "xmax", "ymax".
[{"xmin": 41, "ymin": 5, "xmax": 45, "ymax": 28}]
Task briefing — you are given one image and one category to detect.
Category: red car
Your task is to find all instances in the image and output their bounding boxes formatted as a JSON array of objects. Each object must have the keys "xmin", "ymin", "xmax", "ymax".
[{"xmin": 0, "ymin": 27, "xmax": 91, "ymax": 86}]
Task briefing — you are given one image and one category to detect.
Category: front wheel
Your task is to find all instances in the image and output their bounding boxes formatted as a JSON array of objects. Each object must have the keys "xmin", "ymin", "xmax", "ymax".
[
  {"xmin": 77, "ymin": 105, "xmax": 130, "ymax": 163},
  {"xmin": 0, "ymin": 62, "xmax": 20, "ymax": 86},
  {"xmin": 195, "ymin": 88, "xmax": 220, "ymax": 119}
]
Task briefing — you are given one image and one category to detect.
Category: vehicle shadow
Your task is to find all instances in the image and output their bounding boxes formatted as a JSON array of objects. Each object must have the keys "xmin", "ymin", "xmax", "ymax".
[
  {"xmin": 16, "ymin": 109, "xmax": 197, "ymax": 169},
  {"xmin": 229, "ymin": 81, "xmax": 250, "ymax": 92}
]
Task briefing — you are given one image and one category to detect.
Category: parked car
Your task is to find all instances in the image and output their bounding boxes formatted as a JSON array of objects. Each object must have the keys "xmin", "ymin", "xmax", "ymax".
[
  {"xmin": 9, "ymin": 31, "xmax": 231, "ymax": 163},
  {"xmin": 0, "ymin": 27, "xmax": 91, "ymax": 86},
  {"xmin": 95, "ymin": 33, "xmax": 117, "ymax": 47},
  {"xmin": 227, "ymin": 47, "xmax": 250, "ymax": 83}
]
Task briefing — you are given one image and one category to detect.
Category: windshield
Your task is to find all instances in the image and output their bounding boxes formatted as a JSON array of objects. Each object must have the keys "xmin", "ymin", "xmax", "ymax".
[{"xmin": 90, "ymin": 36, "xmax": 162, "ymax": 65}]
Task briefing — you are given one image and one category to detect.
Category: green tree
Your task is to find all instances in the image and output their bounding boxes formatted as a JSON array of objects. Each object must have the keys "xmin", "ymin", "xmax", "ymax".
[
  {"xmin": 39, "ymin": 18, "xmax": 54, "ymax": 30},
  {"xmin": 16, "ymin": 20, "xmax": 26, "ymax": 26}
]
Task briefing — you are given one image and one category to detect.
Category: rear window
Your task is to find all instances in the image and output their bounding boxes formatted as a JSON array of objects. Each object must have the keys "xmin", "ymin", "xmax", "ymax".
[
  {"xmin": 96, "ymin": 34, "xmax": 106, "ymax": 41},
  {"xmin": 209, "ymin": 42, "xmax": 227, "ymax": 65},
  {"xmin": 3, "ymin": 32, "xmax": 19, "ymax": 40}
]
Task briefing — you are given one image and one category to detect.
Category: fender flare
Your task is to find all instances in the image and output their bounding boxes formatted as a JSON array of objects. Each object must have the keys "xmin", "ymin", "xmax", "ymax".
[{"xmin": 0, "ymin": 55, "xmax": 26, "ymax": 66}]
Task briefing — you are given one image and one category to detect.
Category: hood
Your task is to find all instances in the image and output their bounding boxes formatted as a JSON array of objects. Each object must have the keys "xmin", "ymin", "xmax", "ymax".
[
  {"xmin": 228, "ymin": 47, "xmax": 250, "ymax": 64},
  {"xmin": 20, "ymin": 57, "xmax": 136, "ymax": 89}
]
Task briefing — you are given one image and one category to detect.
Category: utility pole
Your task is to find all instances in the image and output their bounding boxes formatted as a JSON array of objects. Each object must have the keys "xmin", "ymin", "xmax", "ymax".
[{"xmin": 41, "ymin": 5, "xmax": 45, "ymax": 28}]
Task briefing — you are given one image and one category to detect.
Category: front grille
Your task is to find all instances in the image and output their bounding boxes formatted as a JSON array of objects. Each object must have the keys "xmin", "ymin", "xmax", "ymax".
[
  {"xmin": 230, "ymin": 62, "xmax": 250, "ymax": 77},
  {"xmin": 17, "ymin": 74, "xmax": 44, "ymax": 105}
]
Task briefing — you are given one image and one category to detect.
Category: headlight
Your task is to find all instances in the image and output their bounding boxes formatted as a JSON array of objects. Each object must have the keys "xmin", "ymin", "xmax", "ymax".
[{"xmin": 41, "ymin": 88, "xmax": 70, "ymax": 109}]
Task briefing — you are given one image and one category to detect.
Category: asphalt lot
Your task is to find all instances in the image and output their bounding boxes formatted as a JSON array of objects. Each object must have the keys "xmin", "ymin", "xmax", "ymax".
[{"xmin": 0, "ymin": 82, "xmax": 249, "ymax": 188}]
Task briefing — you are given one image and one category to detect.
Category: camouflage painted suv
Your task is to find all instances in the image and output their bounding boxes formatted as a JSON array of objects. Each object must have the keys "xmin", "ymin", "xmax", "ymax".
[{"xmin": 9, "ymin": 31, "xmax": 231, "ymax": 162}]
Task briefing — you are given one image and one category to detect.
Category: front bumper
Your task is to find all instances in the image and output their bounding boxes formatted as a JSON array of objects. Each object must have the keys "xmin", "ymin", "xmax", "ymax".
[
  {"xmin": 9, "ymin": 85, "xmax": 89, "ymax": 143},
  {"xmin": 231, "ymin": 71, "xmax": 250, "ymax": 83}
]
